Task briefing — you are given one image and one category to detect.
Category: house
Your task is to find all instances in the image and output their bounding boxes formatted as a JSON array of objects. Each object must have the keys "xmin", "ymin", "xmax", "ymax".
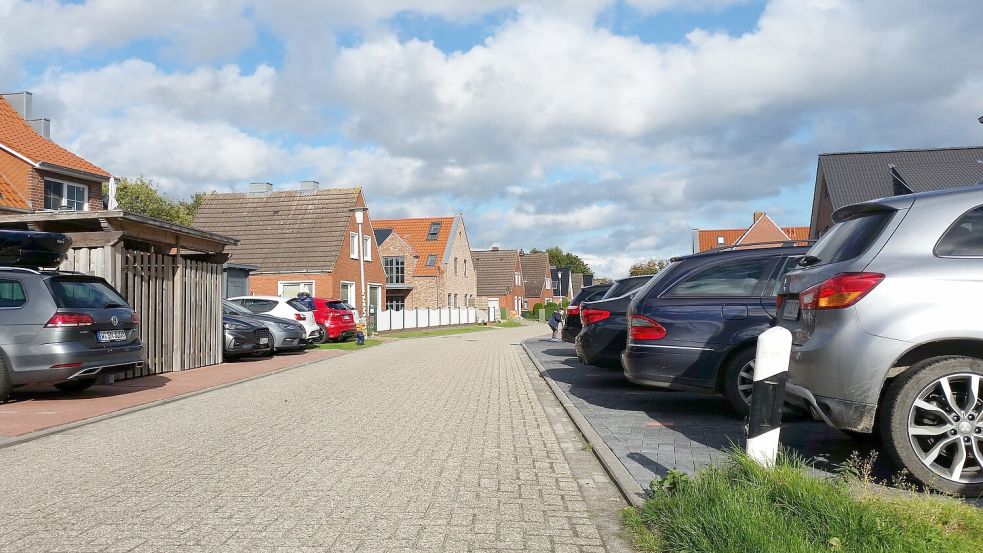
[
  {"xmin": 472, "ymin": 247, "xmax": 525, "ymax": 316},
  {"xmin": 810, "ymin": 146, "xmax": 983, "ymax": 237},
  {"xmin": 373, "ymin": 215, "xmax": 477, "ymax": 310},
  {"xmin": 0, "ymin": 92, "xmax": 109, "ymax": 214},
  {"xmin": 693, "ymin": 212, "xmax": 809, "ymax": 253},
  {"xmin": 519, "ymin": 251, "xmax": 551, "ymax": 310},
  {"xmin": 193, "ymin": 184, "xmax": 388, "ymax": 316}
]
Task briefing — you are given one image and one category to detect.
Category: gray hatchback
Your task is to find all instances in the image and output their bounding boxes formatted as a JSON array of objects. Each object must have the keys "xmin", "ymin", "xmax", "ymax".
[
  {"xmin": 778, "ymin": 184, "xmax": 983, "ymax": 494},
  {"xmin": 0, "ymin": 267, "xmax": 144, "ymax": 400}
]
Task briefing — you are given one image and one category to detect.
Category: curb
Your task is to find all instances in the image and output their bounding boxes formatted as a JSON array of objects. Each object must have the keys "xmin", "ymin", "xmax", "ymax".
[
  {"xmin": 521, "ymin": 339, "xmax": 647, "ymax": 507},
  {"xmin": 0, "ymin": 350, "xmax": 351, "ymax": 451}
]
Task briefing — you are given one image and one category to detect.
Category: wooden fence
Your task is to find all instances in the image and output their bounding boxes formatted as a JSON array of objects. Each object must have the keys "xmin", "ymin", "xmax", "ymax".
[{"xmin": 60, "ymin": 244, "xmax": 224, "ymax": 379}]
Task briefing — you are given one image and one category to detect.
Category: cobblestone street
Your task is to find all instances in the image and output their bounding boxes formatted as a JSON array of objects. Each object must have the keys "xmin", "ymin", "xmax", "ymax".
[{"xmin": 0, "ymin": 325, "xmax": 630, "ymax": 552}]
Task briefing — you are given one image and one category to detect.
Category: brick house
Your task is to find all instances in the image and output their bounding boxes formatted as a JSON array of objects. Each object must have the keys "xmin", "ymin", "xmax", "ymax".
[
  {"xmin": 519, "ymin": 251, "xmax": 551, "ymax": 309},
  {"xmin": 693, "ymin": 212, "xmax": 809, "ymax": 253},
  {"xmin": 472, "ymin": 247, "xmax": 525, "ymax": 316},
  {"xmin": 810, "ymin": 147, "xmax": 983, "ymax": 238},
  {"xmin": 373, "ymin": 215, "xmax": 477, "ymax": 310},
  {"xmin": 0, "ymin": 92, "xmax": 109, "ymax": 214},
  {"xmin": 193, "ymin": 184, "xmax": 387, "ymax": 316}
]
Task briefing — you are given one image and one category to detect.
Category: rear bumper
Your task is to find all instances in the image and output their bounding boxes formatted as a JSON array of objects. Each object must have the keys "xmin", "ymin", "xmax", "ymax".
[
  {"xmin": 575, "ymin": 325, "xmax": 625, "ymax": 367},
  {"xmin": 325, "ymin": 322, "xmax": 356, "ymax": 339},
  {"xmin": 5, "ymin": 340, "xmax": 145, "ymax": 385},
  {"xmin": 621, "ymin": 344, "xmax": 717, "ymax": 391},
  {"xmin": 561, "ymin": 322, "xmax": 581, "ymax": 343}
]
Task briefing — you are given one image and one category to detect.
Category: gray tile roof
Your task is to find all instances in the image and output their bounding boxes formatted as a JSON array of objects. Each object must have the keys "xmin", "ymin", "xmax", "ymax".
[
  {"xmin": 472, "ymin": 249, "xmax": 519, "ymax": 297},
  {"xmin": 193, "ymin": 188, "xmax": 360, "ymax": 273},
  {"xmin": 520, "ymin": 252, "xmax": 550, "ymax": 297},
  {"xmin": 818, "ymin": 146, "xmax": 983, "ymax": 210}
]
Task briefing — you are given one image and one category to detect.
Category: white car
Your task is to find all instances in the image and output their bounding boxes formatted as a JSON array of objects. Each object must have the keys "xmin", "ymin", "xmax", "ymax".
[{"xmin": 228, "ymin": 296, "xmax": 322, "ymax": 343}]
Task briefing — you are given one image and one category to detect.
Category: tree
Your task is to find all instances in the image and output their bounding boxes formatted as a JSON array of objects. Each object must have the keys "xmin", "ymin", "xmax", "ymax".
[
  {"xmin": 531, "ymin": 246, "xmax": 592, "ymax": 274},
  {"xmin": 629, "ymin": 258, "xmax": 671, "ymax": 276},
  {"xmin": 106, "ymin": 177, "xmax": 203, "ymax": 227}
]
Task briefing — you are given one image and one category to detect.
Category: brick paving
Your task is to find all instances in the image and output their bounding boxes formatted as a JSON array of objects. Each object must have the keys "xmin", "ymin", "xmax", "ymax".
[
  {"xmin": 0, "ymin": 325, "xmax": 630, "ymax": 552},
  {"xmin": 524, "ymin": 337, "xmax": 889, "ymax": 490}
]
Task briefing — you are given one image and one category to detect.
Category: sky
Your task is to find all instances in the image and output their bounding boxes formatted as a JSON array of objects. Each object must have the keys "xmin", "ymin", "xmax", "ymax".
[{"xmin": 2, "ymin": 0, "xmax": 982, "ymax": 277}]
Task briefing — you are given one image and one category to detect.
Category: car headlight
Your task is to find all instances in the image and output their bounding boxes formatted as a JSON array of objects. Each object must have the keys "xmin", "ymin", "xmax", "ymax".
[
  {"xmin": 276, "ymin": 322, "xmax": 296, "ymax": 331},
  {"xmin": 224, "ymin": 321, "xmax": 250, "ymax": 330}
]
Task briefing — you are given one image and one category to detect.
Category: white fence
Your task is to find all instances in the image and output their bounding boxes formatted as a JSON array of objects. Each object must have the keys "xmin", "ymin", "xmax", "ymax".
[{"xmin": 375, "ymin": 307, "xmax": 480, "ymax": 332}]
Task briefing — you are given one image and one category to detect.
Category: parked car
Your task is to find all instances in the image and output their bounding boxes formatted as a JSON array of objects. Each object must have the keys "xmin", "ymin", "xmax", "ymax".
[
  {"xmin": 777, "ymin": 185, "xmax": 983, "ymax": 495},
  {"xmin": 568, "ymin": 274, "xmax": 657, "ymax": 353},
  {"xmin": 309, "ymin": 297, "xmax": 357, "ymax": 343},
  {"xmin": 561, "ymin": 283, "xmax": 612, "ymax": 342},
  {"xmin": 222, "ymin": 313, "xmax": 274, "ymax": 358},
  {"xmin": 621, "ymin": 244, "xmax": 810, "ymax": 415},
  {"xmin": 222, "ymin": 300, "xmax": 305, "ymax": 352},
  {"xmin": 0, "ymin": 231, "xmax": 144, "ymax": 400},
  {"xmin": 227, "ymin": 295, "xmax": 323, "ymax": 343}
]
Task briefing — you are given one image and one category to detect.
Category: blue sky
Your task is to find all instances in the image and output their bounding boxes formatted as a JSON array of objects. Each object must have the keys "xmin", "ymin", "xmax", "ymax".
[{"xmin": 3, "ymin": 0, "xmax": 982, "ymax": 276}]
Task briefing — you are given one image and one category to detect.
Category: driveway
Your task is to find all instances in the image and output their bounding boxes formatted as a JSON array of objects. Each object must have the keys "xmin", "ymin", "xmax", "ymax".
[
  {"xmin": 523, "ymin": 336, "xmax": 890, "ymax": 492},
  {"xmin": 0, "ymin": 325, "xmax": 630, "ymax": 552}
]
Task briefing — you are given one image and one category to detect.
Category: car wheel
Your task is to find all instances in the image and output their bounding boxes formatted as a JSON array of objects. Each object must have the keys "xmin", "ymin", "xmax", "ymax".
[
  {"xmin": 880, "ymin": 356, "xmax": 983, "ymax": 495},
  {"xmin": 0, "ymin": 353, "xmax": 11, "ymax": 402},
  {"xmin": 54, "ymin": 378, "xmax": 98, "ymax": 392},
  {"xmin": 722, "ymin": 347, "xmax": 756, "ymax": 416},
  {"xmin": 316, "ymin": 325, "xmax": 331, "ymax": 344}
]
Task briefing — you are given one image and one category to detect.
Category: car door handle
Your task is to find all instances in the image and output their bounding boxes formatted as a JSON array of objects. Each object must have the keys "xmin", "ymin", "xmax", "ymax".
[{"xmin": 722, "ymin": 305, "xmax": 748, "ymax": 320}]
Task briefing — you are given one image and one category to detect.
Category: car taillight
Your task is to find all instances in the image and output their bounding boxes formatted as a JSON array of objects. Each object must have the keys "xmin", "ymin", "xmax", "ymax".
[
  {"xmin": 294, "ymin": 313, "xmax": 305, "ymax": 321},
  {"xmin": 46, "ymin": 313, "xmax": 95, "ymax": 327},
  {"xmin": 131, "ymin": 312, "xmax": 140, "ymax": 324},
  {"xmin": 629, "ymin": 314, "xmax": 666, "ymax": 340},
  {"xmin": 580, "ymin": 308, "xmax": 610, "ymax": 326},
  {"xmin": 775, "ymin": 294, "xmax": 784, "ymax": 312},
  {"xmin": 567, "ymin": 305, "xmax": 580, "ymax": 316},
  {"xmin": 799, "ymin": 272, "xmax": 884, "ymax": 310}
]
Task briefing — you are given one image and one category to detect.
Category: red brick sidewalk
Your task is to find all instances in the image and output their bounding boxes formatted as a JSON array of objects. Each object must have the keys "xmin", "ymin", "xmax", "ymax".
[{"xmin": 0, "ymin": 349, "xmax": 345, "ymax": 438}]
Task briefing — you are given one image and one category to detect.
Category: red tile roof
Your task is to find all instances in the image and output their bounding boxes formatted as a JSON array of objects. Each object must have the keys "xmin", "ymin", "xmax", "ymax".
[
  {"xmin": 373, "ymin": 217, "xmax": 456, "ymax": 276},
  {"xmin": 697, "ymin": 214, "xmax": 809, "ymax": 252},
  {"xmin": 0, "ymin": 169, "xmax": 28, "ymax": 209},
  {"xmin": 0, "ymin": 96, "xmax": 110, "ymax": 178}
]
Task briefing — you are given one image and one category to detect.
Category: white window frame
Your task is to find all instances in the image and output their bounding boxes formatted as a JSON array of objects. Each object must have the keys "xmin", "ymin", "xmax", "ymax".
[
  {"xmin": 514, "ymin": 272, "xmax": 521, "ymax": 286},
  {"xmin": 340, "ymin": 280, "xmax": 356, "ymax": 304},
  {"xmin": 277, "ymin": 280, "xmax": 315, "ymax": 297},
  {"xmin": 368, "ymin": 283, "xmax": 383, "ymax": 312},
  {"xmin": 43, "ymin": 178, "xmax": 89, "ymax": 212},
  {"xmin": 362, "ymin": 235, "xmax": 372, "ymax": 261},
  {"xmin": 349, "ymin": 232, "xmax": 359, "ymax": 259}
]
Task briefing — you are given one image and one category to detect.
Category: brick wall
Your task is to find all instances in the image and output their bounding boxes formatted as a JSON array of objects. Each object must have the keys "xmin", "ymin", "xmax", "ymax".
[
  {"xmin": 33, "ymin": 168, "xmax": 104, "ymax": 211},
  {"xmin": 330, "ymin": 194, "xmax": 388, "ymax": 311},
  {"xmin": 248, "ymin": 272, "xmax": 336, "ymax": 298},
  {"xmin": 440, "ymin": 220, "xmax": 478, "ymax": 308},
  {"xmin": 378, "ymin": 232, "xmax": 429, "ymax": 309}
]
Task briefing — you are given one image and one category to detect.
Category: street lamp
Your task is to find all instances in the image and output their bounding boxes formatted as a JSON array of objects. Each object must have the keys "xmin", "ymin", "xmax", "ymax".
[{"xmin": 349, "ymin": 207, "xmax": 369, "ymax": 331}]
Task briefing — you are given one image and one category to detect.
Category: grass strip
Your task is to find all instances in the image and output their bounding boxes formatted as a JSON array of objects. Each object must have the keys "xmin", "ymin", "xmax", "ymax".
[
  {"xmin": 384, "ymin": 326, "xmax": 496, "ymax": 339},
  {"xmin": 628, "ymin": 449, "xmax": 983, "ymax": 553},
  {"xmin": 314, "ymin": 339, "xmax": 382, "ymax": 351}
]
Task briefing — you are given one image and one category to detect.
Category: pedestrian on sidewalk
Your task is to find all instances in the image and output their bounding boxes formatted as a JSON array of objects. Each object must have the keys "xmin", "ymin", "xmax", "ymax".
[
  {"xmin": 548, "ymin": 310, "xmax": 562, "ymax": 342},
  {"xmin": 355, "ymin": 321, "xmax": 366, "ymax": 346}
]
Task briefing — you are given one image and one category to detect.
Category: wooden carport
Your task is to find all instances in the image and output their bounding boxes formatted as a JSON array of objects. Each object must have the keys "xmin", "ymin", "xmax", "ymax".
[{"xmin": 0, "ymin": 210, "xmax": 238, "ymax": 379}]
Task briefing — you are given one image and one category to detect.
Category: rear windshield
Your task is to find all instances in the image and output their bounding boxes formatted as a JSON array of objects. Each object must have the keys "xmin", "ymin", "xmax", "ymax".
[
  {"xmin": 286, "ymin": 298, "xmax": 310, "ymax": 312},
  {"xmin": 48, "ymin": 277, "xmax": 128, "ymax": 309},
  {"xmin": 603, "ymin": 276, "xmax": 654, "ymax": 299},
  {"xmin": 571, "ymin": 286, "xmax": 609, "ymax": 305},
  {"xmin": 223, "ymin": 300, "xmax": 253, "ymax": 315},
  {"xmin": 806, "ymin": 210, "xmax": 894, "ymax": 266},
  {"xmin": 326, "ymin": 301, "xmax": 349, "ymax": 310}
]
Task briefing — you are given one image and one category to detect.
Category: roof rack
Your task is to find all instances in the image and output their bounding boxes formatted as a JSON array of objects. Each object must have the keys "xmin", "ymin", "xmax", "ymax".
[
  {"xmin": 671, "ymin": 240, "xmax": 817, "ymax": 262},
  {"xmin": 0, "ymin": 266, "xmax": 84, "ymax": 275},
  {"xmin": 0, "ymin": 266, "xmax": 42, "ymax": 274}
]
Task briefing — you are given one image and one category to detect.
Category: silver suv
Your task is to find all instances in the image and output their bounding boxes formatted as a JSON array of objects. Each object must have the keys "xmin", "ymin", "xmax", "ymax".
[
  {"xmin": 777, "ymin": 185, "xmax": 983, "ymax": 494},
  {"xmin": 0, "ymin": 267, "xmax": 144, "ymax": 401}
]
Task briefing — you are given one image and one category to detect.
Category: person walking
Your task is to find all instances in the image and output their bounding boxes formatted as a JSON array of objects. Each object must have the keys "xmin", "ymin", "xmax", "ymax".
[
  {"xmin": 548, "ymin": 310, "xmax": 562, "ymax": 342},
  {"xmin": 296, "ymin": 291, "xmax": 315, "ymax": 311}
]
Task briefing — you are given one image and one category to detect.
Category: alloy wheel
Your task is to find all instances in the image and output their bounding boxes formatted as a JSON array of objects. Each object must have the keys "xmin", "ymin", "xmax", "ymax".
[
  {"xmin": 737, "ymin": 360, "xmax": 755, "ymax": 406},
  {"xmin": 907, "ymin": 373, "xmax": 983, "ymax": 484}
]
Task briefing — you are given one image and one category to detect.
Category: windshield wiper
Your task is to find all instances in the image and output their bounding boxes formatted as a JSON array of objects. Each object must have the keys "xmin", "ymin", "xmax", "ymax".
[{"xmin": 798, "ymin": 255, "xmax": 821, "ymax": 266}]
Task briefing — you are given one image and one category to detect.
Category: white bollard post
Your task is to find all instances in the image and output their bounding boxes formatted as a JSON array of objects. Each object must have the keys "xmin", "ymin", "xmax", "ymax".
[{"xmin": 746, "ymin": 326, "xmax": 793, "ymax": 467}]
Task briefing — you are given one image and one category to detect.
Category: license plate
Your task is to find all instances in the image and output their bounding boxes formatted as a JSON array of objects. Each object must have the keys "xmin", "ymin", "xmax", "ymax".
[
  {"xmin": 259, "ymin": 337, "xmax": 269, "ymax": 345},
  {"xmin": 781, "ymin": 299, "xmax": 800, "ymax": 321},
  {"xmin": 97, "ymin": 330, "xmax": 127, "ymax": 342}
]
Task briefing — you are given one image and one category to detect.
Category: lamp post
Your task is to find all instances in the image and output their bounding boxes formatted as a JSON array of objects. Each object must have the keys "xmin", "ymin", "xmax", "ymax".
[{"xmin": 350, "ymin": 207, "xmax": 369, "ymax": 333}]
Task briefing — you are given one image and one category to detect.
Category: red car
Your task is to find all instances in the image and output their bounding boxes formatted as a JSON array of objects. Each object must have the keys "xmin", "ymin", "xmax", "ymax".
[{"xmin": 310, "ymin": 297, "xmax": 357, "ymax": 343}]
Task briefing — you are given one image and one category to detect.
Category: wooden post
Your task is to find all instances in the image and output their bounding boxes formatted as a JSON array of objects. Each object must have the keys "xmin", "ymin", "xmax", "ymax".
[{"xmin": 173, "ymin": 243, "xmax": 185, "ymax": 371}]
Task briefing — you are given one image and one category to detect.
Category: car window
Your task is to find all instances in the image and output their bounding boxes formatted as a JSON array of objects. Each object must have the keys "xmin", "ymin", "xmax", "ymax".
[
  {"xmin": 935, "ymin": 205, "xmax": 983, "ymax": 257},
  {"xmin": 223, "ymin": 300, "xmax": 253, "ymax": 316},
  {"xmin": 664, "ymin": 257, "xmax": 773, "ymax": 297},
  {"xmin": 326, "ymin": 300, "xmax": 349, "ymax": 310},
  {"xmin": 286, "ymin": 298, "xmax": 310, "ymax": 312},
  {"xmin": 584, "ymin": 289, "xmax": 608, "ymax": 302},
  {"xmin": 238, "ymin": 299, "xmax": 277, "ymax": 313},
  {"xmin": 807, "ymin": 210, "xmax": 893, "ymax": 266},
  {"xmin": 48, "ymin": 277, "xmax": 128, "ymax": 309},
  {"xmin": 603, "ymin": 276, "xmax": 653, "ymax": 299},
  {"xmin": 769, "ymin": 256, "xmax": 803, "ymax": 296},
  {"xmin": 0, "ymin": 279, "xmax": 26, "ymax": 308}
]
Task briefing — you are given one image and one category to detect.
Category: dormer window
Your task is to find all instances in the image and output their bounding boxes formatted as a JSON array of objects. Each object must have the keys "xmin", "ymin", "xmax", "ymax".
[
  {"xmin": 717, "ymin": 236, "xmax": 725, "ymax": 245},
  {"xmin": 427, "ymin": 222, "xmax": 441, "ymax": 241},
  {"xmin": 44, "ymin": 179, "xmax": 87, "ymax": 211}
]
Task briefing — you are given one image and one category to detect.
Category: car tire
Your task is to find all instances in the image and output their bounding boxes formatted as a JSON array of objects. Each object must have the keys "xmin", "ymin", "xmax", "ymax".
[
  {"xmin": 0, "ymin": 353, "xmax": 11, "ymax": 402},
  {"xmin": 54, "ymin": 378, "xmax": 98, "ymax": 392},
  {"xmin": 316, "ymin": 325, "xmax": 331, "ymax": 344},
  {"xmin": 722, "ymin": 347, "xmax": 756, "ymax": 416},
  {"xmin": 880, "ymin": 356, "xmax": 983, "ymax": 496}
]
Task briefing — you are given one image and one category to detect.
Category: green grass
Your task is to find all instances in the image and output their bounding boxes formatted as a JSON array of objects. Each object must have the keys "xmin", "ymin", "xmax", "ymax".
[
  {"xmin": 384, "ymin": 325, "xmax": 495, "ymax": 339},
  {"xmin": 493, "ymin": 320, "xmax": 523, "ymax": 328},
  {"xmin": 624, "ymin": 449, "xmax": 983, "ymax": 553},
  {"xmin": 314, "ymin": 339, "xmax": 382, "ymax": 351}
]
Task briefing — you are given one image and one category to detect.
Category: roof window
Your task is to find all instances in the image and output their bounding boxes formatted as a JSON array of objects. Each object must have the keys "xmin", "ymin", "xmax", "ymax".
[
  {"xmin": 427, "ymin": 222, "xmax": 441, "ymax": 241},
  {"xmin": 426, "ymin": 254, "xmax": 437, "ymax": 266}
]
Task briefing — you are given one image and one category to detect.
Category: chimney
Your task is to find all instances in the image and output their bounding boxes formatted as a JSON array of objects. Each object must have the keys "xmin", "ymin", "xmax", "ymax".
[
  {"xmin": 519, "ymin": 249, "xmax": 525, "ymax": 256},
  {"xmin": 1, "ymin": 91, "xmax": 32, "ymax": 119},
  {"xmin": 491, "ymin": 246, "xmax": 499, "ymax": 251},
  {"xmin": 249, "ymin": 182, "xmax": 273, "ymax": 195},
  {"xmin": 753, "ymin": 211, "xmax": 765, "ymax": 222},
  {"xmin": 28, "ymin": 118, "xmax": 50, "ymax": 139},
  {"xmin": 300, "ymin": 180, "xmax": 319, "ymax": 192}
]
